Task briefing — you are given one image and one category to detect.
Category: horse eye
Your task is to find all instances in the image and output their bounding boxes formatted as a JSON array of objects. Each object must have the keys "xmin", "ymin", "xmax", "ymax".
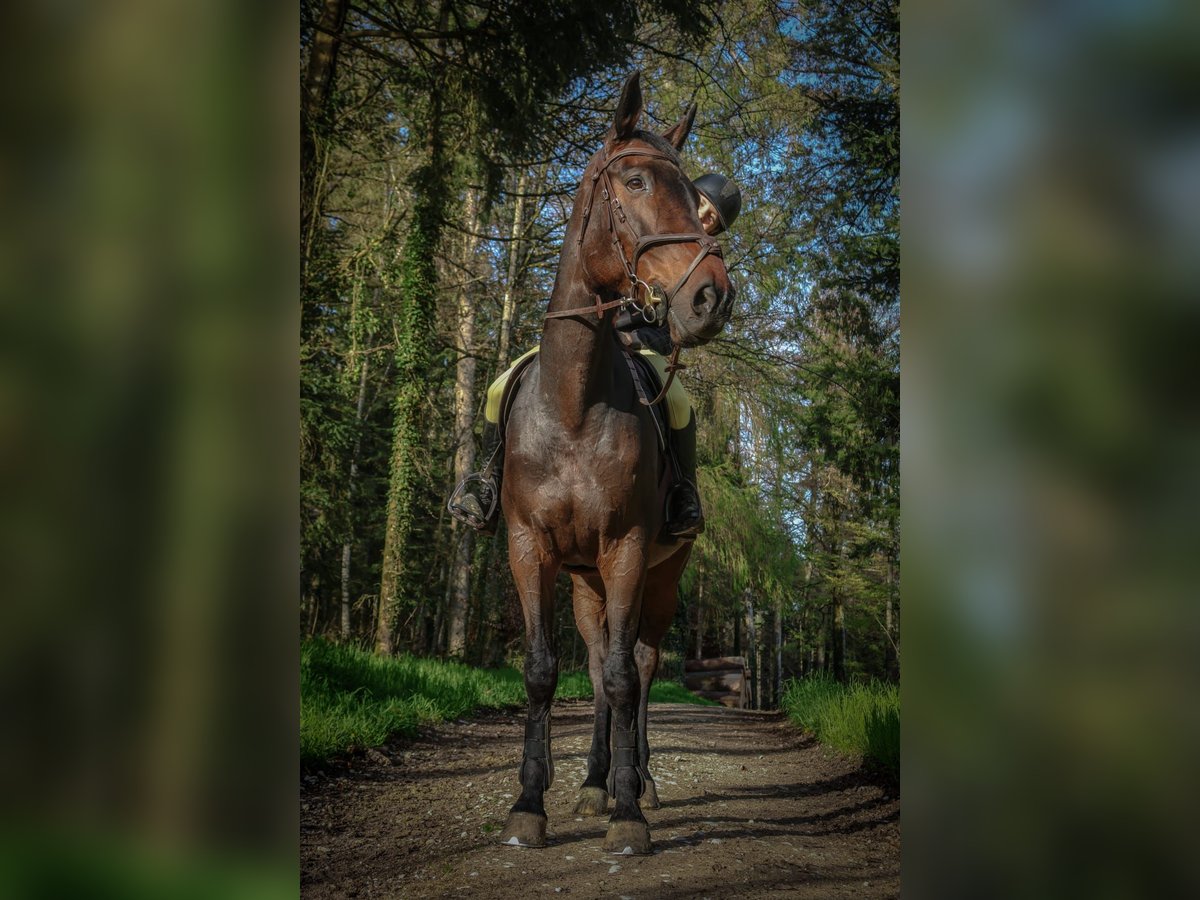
[{"xmin": 626, "ymin": 176, "xmax": 645, "ymax": 191}]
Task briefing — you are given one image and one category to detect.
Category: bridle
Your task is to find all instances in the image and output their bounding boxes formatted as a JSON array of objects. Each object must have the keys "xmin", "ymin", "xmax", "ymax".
[
  {"xmin": 545, "ymin": 144, "xmax": 723, "ymax": 324},
  {"xmin": 543, "ymin": 142, "xmax": 725, "ymax": 404}
]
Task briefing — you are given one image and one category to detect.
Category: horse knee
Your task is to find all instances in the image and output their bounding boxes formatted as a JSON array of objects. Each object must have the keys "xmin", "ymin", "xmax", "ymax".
[
  {"xmin": 524, "ymin": 648, "xmax": 558, "ymax": 703},
  {"xmin": 634, "ymin": 642, "xmax": 658, "ymax": 675},
  {"xmin": 601, "ymin": 651, "xmax": 638, "ymax": 705}
]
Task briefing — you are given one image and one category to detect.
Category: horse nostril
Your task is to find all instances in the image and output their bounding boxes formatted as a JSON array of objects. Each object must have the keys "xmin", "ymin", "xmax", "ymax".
[{"xmin": 692, "ymin": 284, "xmax": 718, "ymax": 314}]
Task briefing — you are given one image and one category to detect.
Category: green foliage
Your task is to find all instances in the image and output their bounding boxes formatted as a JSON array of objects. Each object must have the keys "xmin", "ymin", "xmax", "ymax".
[
  {"xmin": 0, "ymin": 831, "xmax": 292, "ymax": 900},
  {"xmin": 781, "ymin": 673, "xmax": 899, "ymax": 775},
  {"xmin": 378, "ymin": 177, "xmax": 447, "ymax": 635},
  {"xmin": 687, "ymin": 460, "xmax": 799, "ymax": 600},
  {"xmin": 301, "ymin": 639, "xmax": 714, "ymax": 760}
]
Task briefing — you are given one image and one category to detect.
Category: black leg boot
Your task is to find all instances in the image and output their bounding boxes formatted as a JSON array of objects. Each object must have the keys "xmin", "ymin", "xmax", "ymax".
[
  {"xmin": 665, "ymin": 413, "xmax": 704, "ymax": 537},
  {"xmin": 447, "ymin": 421, "xmax": 504, "ymax": 534}
]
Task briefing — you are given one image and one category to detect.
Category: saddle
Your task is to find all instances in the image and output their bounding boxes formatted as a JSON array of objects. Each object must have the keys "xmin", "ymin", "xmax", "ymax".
[
  {"xmin": 619, "ymin": 349, "xmax": 669, "ymax": 455},
  {"xmin": 489, "ymin": 342, "xmax": 675, "ymax": 485}
]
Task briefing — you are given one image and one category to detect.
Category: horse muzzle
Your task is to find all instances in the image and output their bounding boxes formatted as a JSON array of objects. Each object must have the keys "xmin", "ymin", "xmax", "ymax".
[{"xmin": 669, "ymin": 279, "xmax": 735, "ymax": 347}]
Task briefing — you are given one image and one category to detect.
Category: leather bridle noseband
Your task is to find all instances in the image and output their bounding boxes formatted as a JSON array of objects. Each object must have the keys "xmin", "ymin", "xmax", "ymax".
[{"xmin": 544, "ymin": 144, "xmax": 723, "ymax": 326}]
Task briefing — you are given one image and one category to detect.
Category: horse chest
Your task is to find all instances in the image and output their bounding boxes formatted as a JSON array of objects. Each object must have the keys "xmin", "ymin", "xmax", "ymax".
[{"xmin": 507, "ymin": 425, "xmax": 654, "ymax": 550}]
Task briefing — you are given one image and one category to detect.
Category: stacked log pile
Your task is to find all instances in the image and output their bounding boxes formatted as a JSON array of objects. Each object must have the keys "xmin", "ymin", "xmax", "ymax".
[{"xmin": 683, "ymin": 657, "xmax": 749, "ymax": 708}]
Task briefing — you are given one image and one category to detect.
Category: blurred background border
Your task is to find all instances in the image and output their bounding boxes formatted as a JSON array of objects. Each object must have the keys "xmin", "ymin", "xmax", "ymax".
[{"xmin": 0, "ymin": 0, "xmax": 1197, "ymax": 896}]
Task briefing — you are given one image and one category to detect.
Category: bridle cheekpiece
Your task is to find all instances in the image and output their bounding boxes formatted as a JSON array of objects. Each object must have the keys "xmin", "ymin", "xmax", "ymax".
[{"xmin": 544, "ymin": 142, "xmax": 723, "ymax": 326}]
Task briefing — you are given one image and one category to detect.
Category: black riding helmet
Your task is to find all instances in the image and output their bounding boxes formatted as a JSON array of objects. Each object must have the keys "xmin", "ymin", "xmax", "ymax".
[{"xmin": 692, "ymin": 173, "xmax": 742, "ymax": 235}]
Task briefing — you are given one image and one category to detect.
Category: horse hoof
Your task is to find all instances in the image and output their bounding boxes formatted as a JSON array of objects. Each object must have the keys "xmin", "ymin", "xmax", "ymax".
[
  {"xmin": 500, "ymin": 811, "xmax": 547, "ymax": 848},
  {"xmin": 573, "ymin": 787, "xmax": 609, "ymax": 816},
  {"xmin": 639, "ymin": 779, "xmax": 661, "ymax": 810},
  {"xmin": 603, "ymin": 820, "xmax": 652, "ymax": 855}
]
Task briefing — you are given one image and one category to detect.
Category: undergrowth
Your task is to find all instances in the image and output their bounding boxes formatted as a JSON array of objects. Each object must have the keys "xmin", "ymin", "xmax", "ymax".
[
  {"xmin": 781, "ymin": 674, "xmax": 899, "ymax": 776},
  {"xmin": 301, "ymin": 639, "xmax": 714, "ymax": 761}
]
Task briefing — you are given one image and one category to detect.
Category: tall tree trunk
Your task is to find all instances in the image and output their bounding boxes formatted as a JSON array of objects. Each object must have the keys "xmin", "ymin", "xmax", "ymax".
[
  {"xmin": 446, "ymin": 188, "xmax": 483, "ymax": 657},
  {"xmin": 774, "ymin": 594, "xmax": 783, "ymax": 706},
  {"xmin": 832, "ymin": 594, "xmax": 847, "ymax": 683},
  {"xmin": 815, "ymin": 602, "xmax": 826, "ymax": 673},
  {"xmin": 474, "ymin": 520, "xmax": 508, "ymax": 666},
  {"xmin": 744, "ymin": 592, "xmax": 758, "ymax": 709},
  {"xmin": 798, "ymin": 561, "xmax": 812, "ymax": 675},
  {"xmin": 340, "ymin": 352, "xmax": 370, "ymax": 640},
  {"xmin": 694, "ymin": 566, "xmax": 705, "ymax": 658},
  {"xmin": 886, "ymin": 554, "xmax": 899, "ymax": 678},
  {"xmin": 495, "ymin": 171, "xmax": 528, "ymax": 372},
  {"xmin": 306, "ymin": 574, "xmax": 321, "ymax": 637},
  {"xmin": 376, "ymin": 22, "xmax": 450, "ymax": 654},
  {"xmin": 301, "ymin": 0, "xmax": 348, "ymax": 279}
]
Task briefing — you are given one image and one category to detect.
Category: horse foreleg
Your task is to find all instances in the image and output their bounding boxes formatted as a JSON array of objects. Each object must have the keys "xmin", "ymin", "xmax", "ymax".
[
  {"xmin": 634, "ymin": 640, "xmax": 660, "ymax": 809},
  {"xmin": 500, "ymin": 534, "xmax": 559, "ymax": 848},
  {"xmin": 571, "ymin": 573, "xmax": 610, "ymax": 816},
  {"xmin": 635, "ymin": 545, "xmax": 690, "ymax": 812},
  {"xmin": 599, "ymin": 543, "xmax": 652, "ymax": 855}
]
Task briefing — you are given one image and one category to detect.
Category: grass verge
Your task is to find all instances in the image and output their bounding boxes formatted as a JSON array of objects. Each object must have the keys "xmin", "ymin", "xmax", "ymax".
[
  {"xmin": 301, "ymin": 639, "xmax": 713, "ymax": 762},
  {"xmin": 780, "ymin": 674, "xmax": 899, "ymax": 777}
]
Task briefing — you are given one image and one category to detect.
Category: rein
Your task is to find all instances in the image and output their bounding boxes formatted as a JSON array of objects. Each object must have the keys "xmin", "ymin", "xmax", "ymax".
[
  {"xmin": 544, "ymin": 144, "xmax": 719, "ymax": 406},
  {"xmin": 644, "ymin": 344, "xmax": 684, "ymax": 407}
]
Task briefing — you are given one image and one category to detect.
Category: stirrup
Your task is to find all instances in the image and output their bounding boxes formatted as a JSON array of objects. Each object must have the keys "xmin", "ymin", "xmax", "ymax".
[
  {"xmin": 447, "ymin": 473, "xmax": 499, "ymax": 532},
  {"xmin": 665, "ymin": 481, "xmax": 704, "ymax": 538}
]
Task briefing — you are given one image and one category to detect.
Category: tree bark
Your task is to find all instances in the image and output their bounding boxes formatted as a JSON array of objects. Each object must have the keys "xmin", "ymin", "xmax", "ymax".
[
  {"xmin": 798, "ymin": 561, "xmax": 812, "ymax": 675},
  {"xmin": 340, "ymin": 352, "xmax": 370, "ymax": 640},
  {"xmin": 886, "ymin": 553, "xmax": 899, "ymax": 678},
  {"xmin": 495, "ymin": 171, "xmax": 528, "ymax": 372},
  {"xmin": 446, "ymin": 188, "xmax": 483, "ymax": 657},
  {"xmin": 301, "ymin": 0, "xmax": 348, "ymax": 277},
  {"xmin": 774, "ymin": 594, "xmax": 783, "ymax": 707},
  {"xmin": 744, "ymin": 592, "xmax": 758, "ymax": 709},
  {"xmin": 815, "ymin": 602, "xmax": 826, "ymax": 673},
  {"xmin": 694, "ymin": 567, "xmax": 705, "ymax": 659},
  {"xmin": 376, "ymin": 8, "xmax": 450, "ymax": 654},
  {"xmin": 301, "ymin": 0, "xmax": 347, "ymax": 128},
  {"xmin": 832, "ymin": 594, "xmax": 847, "ymax": 683}
]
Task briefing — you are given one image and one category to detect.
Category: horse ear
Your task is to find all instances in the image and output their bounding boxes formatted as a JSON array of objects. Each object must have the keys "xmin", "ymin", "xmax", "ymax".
[
  {"xmin": 611, "ymin": 70, "xmax": 643, "ymax": 140},
  {"xmin": 662, "ymin": 103, "xmax": 697, "ymax": 151}
]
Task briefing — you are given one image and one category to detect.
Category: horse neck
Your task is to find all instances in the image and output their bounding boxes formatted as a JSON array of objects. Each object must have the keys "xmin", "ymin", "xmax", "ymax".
[{"xmin": 539, "ymin": 240, "xmax": 617, "ymax": 431}]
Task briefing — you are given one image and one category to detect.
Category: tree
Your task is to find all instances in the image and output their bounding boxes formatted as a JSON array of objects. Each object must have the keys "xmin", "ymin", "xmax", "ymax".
[{"xmin": 297, "ymin": 0, "xmax": 901, "ymax": 689}]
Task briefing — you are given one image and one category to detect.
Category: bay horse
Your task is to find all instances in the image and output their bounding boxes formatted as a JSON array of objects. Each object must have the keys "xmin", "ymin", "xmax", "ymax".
[{"xmin": 498, "ymin": 71, "xmax": 735, "ymax": 855}]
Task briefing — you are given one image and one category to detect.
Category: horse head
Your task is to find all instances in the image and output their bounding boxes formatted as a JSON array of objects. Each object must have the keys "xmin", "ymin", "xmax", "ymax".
[{"xmin": 576, "ymin": 71, "xmax": 736, "ymax": 347}]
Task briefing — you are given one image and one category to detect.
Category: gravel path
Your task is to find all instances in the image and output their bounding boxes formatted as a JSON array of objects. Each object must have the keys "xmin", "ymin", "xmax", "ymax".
[{"xmin": 301, "ymin": 701, "xmax": 899, "ymax": 898}]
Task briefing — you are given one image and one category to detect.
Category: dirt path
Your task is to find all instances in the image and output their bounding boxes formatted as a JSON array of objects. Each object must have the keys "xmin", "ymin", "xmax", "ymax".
[{"xmin": 301, "ymin": 701, "xmax": 899, "ymax": 898}]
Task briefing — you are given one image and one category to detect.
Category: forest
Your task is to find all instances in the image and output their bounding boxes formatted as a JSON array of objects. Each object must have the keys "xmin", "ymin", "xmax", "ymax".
[{"xmin": 300, "ymin": 0, "xmax": 899, "ymax": 706}]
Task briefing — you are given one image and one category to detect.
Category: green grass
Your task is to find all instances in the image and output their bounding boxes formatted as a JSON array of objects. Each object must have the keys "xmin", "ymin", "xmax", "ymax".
[
  {"xmin": 0, "ymin": 829, "xmax": 294, "ymax": 900},
  {"xmin": 301, "ymin": 639, "xmax": 714, "ymax": 761},
  {"xmin": 781, "ymin": 673, "xmax": 899, "ymax": 776},
  {"xmin": 646, "ymin": 679, "xmax": 718, "ymax": 706}
]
